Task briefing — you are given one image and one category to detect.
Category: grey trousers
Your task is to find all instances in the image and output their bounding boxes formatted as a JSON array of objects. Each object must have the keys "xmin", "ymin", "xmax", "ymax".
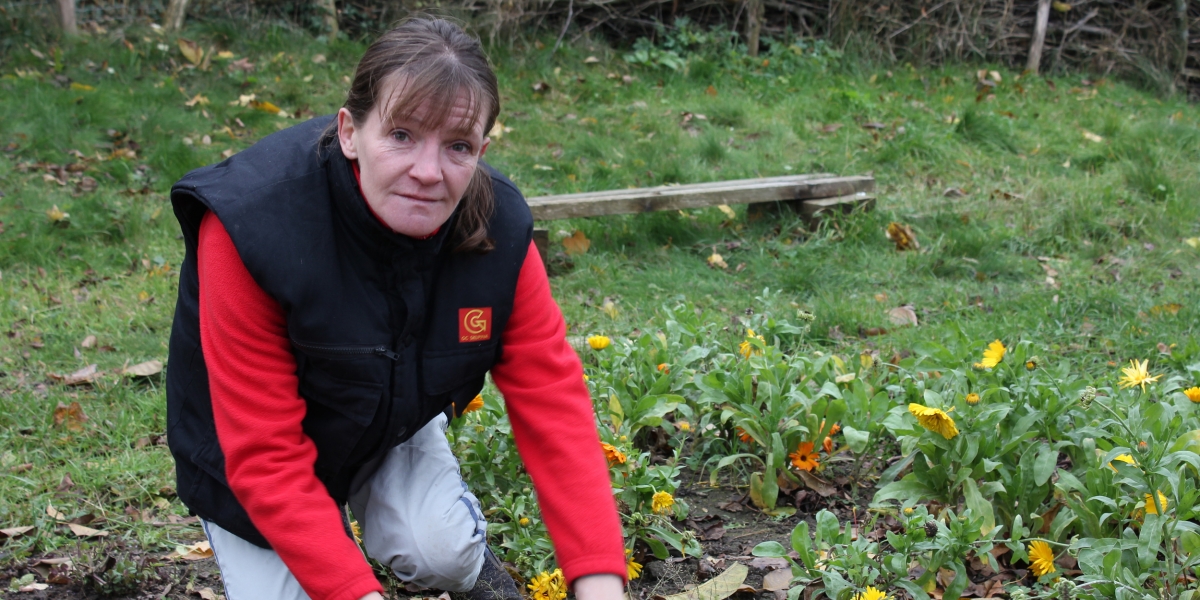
[{"xmin": 202, "ymin": 413, "xmax": 488, "ymax": 600}]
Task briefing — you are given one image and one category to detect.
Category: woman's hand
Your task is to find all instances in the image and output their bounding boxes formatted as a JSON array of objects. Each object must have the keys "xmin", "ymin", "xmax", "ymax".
[
  {"xmin": 573, "ymin": 574, "xmax": 625, "ymax": 600},
  {"xmin": 359, "ymin": 593, "xmax": 384, "ymax": 600}
]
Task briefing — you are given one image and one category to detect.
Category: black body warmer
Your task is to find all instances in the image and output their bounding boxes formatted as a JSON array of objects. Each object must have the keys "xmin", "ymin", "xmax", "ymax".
[{"xmin": 166, "ymin": 116, "xmax": 533, "ymax": 547}]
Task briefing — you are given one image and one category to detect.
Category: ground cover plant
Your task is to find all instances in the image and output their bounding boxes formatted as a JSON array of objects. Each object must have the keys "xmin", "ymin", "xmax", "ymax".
[{"xmin": 2, "ymin": 14, "xmax": 1200, "ymax": 600}]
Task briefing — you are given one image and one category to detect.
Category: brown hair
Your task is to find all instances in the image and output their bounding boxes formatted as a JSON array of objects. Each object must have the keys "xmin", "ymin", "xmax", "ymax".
[{"xmin": 342, "ymin": 18, "xmax": 500, "ymax": 253}]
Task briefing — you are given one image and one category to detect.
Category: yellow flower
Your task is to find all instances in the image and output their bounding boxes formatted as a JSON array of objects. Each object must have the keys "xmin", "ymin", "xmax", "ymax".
[
  {"xmin": 587, "ymin": 335, "xmax": 611, "ymax": 350},
  {"xmin": 1027, "ymin": 540, "xmax": 1056, "ymax": 577},
  {"xmin": 1108, "ymin": 453, "xmax": 1136, "ymax": 471},
  {"xmin": 789, "ymin": 442, "xmax": 820, "ymax": 472},
  {"xmin": 519, "ymin": 517, "xmax": 530, "ymax": 526},
  {"xmin": 1117, "ymin": 359, "xmax": 1161, "ymax": 392},
  {"xmin": 908, "ymin": 403, "xmax": 959, "ymax": 439},
  {"xmin": 853, "ymin": 587, "xmax": 888, "ymax": 600},
  {"xmin": 974, "ymin": 340, "xmax": 1006, "ymax": 369},
  {"xmin": 677, "ymin": 421, "xmax": 690, "ymax": 432},
  {"xmin": 601, "ymin": 442, "xmax": 627, "ymax": 466},
  {"xmin": 626, "ymin": 549, "xmax": 643, "ymax": 580},
  {"xmin": 965, "ymin": 393, "xmax": 980, "ymax": 405},
  {"xmin": 1144, "ymin": 491, "xmax": 1169, "ymax": 515},
  {"xmin": 739, "ymin": 328, "xmax": 765, "ymax": 358},
  {"xmin": 350, "ymin": 520, "xmax": 363, "ymax": 545},
  {"xmin": 527, "ymin": 569, "xmax": 567, "ymax": 600},
  {"xmin": 458, "ymin": 394, "xmax": 485, "ymax": 416},
  {"xmin": 651, "ymin": 491, "xmax": 675, "ymax": 514},
  {"xmin": 1183, "ymin": 387, "xmax": 1200, "ymax": 403}
]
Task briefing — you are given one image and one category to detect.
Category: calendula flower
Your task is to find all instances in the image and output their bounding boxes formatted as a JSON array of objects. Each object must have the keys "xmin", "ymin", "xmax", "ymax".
[
  {"xmin": 789, "ymin": 441, "xmax": 820, "ymax": 471},
  {"xmin": 519, "ymin": 517, "xmax": 530, "ymax": 526},
  {"xmin": 651, "ymin": 491, "xmax": 675, "ymax": 514},
  {"xmin": 1027, "ymin": 540, "xmax": 1056, "ymax": 577},
  {"xmin": 739, "ymin": 328, "xmax": 765, "ymax": 358},
  {"xmin": 527, "ymin": 569, "xmax": 567, "ymax": 600},
  {"xmin": 601, "ymin": 442, "xmax": 627, "ymax": 466},
  {"xmin": 458, "ymin": 394, "xmax": 485, "ymax": 416},
  {"xmin": 853, "ymin": 587, "xmax": 888, "ymax": 600},
  {"xmin": 626, "ymin": 549, "xmax": 643, "ymax": 580},
  {"xmin": 1108, "ymin": 453, "xmax": 1136, "ymax": 471},
  {"xmin": 1183, "ymin": 387, "xmax": 1200, "ymax": 403},
  {"xmin": 1026, "ymin": 356, "xmax": 1041, "ymax": 370},
  {"xmin": 736, "ymin": 427, "xmax": 755, "ymax": 443},
  {"xmin": 677, "ymin": 421, "xmax": 690, "ymax": 432},
  {"xmin": 974, "ymin": 340, "xmax": 1006, "ymax": 369},
  {"xmin": 908, "ymin": 403, "xmax": 959, "ymax": 439},
  {"xmin": 350, "ymin": 520, "xmax": 363, "ymax": 545},
  {"xmin": 587, "ymin": 335, "xmax": 611, "ymax": 350},
  {"xmin": 1144, "ymin": 490, "xmax": 1170, "ymax": 515},
  {"xmin": 903, "ymin": 507, "xmax": 914, "ymax": 515},
  {"xmin": 657, "ymin": 363, "xmax": 669, "ymax": 373},
  {"xmin": 1117, "ymin": 359, "xmax": 1161, "ymax": 392},
  {"xmin": 820, "ymin": 422, "xmax": 840, "ymax": 453}
]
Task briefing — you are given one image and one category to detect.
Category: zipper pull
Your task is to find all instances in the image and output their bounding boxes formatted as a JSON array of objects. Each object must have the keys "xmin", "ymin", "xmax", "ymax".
[{"xmin": 374, "ymin": 347, "xmax": 400, "ymax": 361}]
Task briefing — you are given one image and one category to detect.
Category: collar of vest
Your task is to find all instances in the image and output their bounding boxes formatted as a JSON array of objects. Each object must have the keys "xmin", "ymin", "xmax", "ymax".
[{"xmin": 323, "ymin": 139, "xmax": 454, "ymax": 258}]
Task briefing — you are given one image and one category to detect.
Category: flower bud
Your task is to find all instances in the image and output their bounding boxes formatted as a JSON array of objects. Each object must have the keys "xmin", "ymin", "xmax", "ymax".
[
  {"xmin": 796, "ymin": 310, "xmax": 815, "ymax": 322},
  {"xmin": 1079, "ymin": 386, "xmax": 1097, "ymax": 409},
  {"xmin": 966, "ymin": 392, "xmax": 981, "ymax": 405},
  {"xmin": 924, "ymin": 521, "xmax": 939, "ymax": 538}
]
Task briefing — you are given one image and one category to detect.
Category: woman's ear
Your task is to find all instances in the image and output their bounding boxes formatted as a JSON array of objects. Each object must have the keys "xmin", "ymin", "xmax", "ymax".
[{"xmin": 337, "ymin": 108, "xmax": 358, "ymax": 160}]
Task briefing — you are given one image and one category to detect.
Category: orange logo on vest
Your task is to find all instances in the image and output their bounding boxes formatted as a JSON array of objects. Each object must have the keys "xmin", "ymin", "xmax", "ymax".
[{"xmin": 458, "ymin": 307, "xmax": 492, "ymax": 342}]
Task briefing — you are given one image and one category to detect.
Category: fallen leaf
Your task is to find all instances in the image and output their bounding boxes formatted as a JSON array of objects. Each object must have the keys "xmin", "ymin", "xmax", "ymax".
[
  {"xmin": 834, "ymin": 372, "xmax": 856, "ymax": 383},
  {"xmin": 228, "ymin": 57, "xmax": 254, "ymax": 72},
  {"xmin": 861, "ymin": 122, "xmax": 886, "ymax": 130},
  {"xmin": 0, "ymin": 526, "xmax": 34, "ymax": 539},
  {"xmin": 47, "ymin": 503, "xmax": 67, "ymax": 521},
  {"xmin": 78, "ymin": 176, "xmax": 98, "ymax": 193},
  {"xmin": 69, "ymin": 82, "xmax": 95, "ymax": 91},
  {"xmin": 1052, "ymin": 0, "xmax": 1071, "ymax": 12},
  {"xmin": 488, "ymin": 121, "xmax": 505, "ymax": 139},
  {"xmin": 887, "ymin": 305, "xmax": 919, "ymax": 327},
  {"xmin": 215, "ymin": 50, "xmax": 235, "ymax": 59},
  {"xmin": 177, "ymin": 38, "xmax": 204, "ymax": 65},
  {"xmin": 67, "ymin": 523, "xmax": 106, "ymax": 537},
  {"xmin": 123, "ymin": 360, "xmax": 163, "ymax": 377},
  {"xmin": 172, "ymin": 541, "xmax": 214, "ymax": 561},
  {"xmin": 18, "ymin": 583, "xmax": 49, "ymax": 592},
  {"xmin": 311, "ymin": 53, "xmax": 326, "ymax": 64},
  {"xmin": 197, "ymin": 587, "xmax": 219, "ymax": 600},
  {"xmin": 716, "ymin": 204, "xmax": 736, "ymax": 220},
  {"xmin": 46, "ymin": 205, "xmax": 70, "ymax": 225},
  {"xmin": 1184, "ymin": 237, "xmax": 1199, "ymax": 249},
  {"xmin": 55, "ymin": 364, "xmax": 99, "ymax": 386},
  {"xmin": 707, "ymin": 252, "xmax": 728, "ymax": 269},
  {"xmin": 885, "ymin": 222, "xmax": 919, "ymax": 251},
  {"xmin": 820, "ymin": 123, "xmax": 843, "ymax": 134},
  {"xmin": 761, "ymin": 569, "xmax": 791, "ymax": 591},
  {"xmin": 562, "ymin": 230, "xmax": 590, "ymax": 255},
  {"xmin": 705, "ymin": 85, "xmax": 718, "ymax": 97},
  {"xmin": 1150, "ymin": 303, "xmax": 1182, "ymax": 317},
  {"xmin": 184, "ymin": 94, "xmax": 209, "ymax": 107},
  {"xmin": 584, "ymin": 56, "xmax": 600, "ymax": 64},
  {"xmin": 531, "ymin": 81, "xmax": 550, "ymax": 93},
  {"xmin": 700, "ymin": 523, "xmax": 726, "ymax": 540},
  {"xmin": 53, "ymin": 401, "xmax": 89, "ymax": 431},
  {"xmin": 80, "ymin": 335, "xmax": 96, "ymax": 348},
  {"xmin": 600, "ymin": 299, "xmax": 619, "ymax": 319},
  {"xmin": 1082, "ymin": 130, "xmax": 1103, "ymax": 143},
  {"xmin": 748, "ymin": 557, "xmax": 789, "ymax": 571},
  {"xmin": 659, "ymin": 563, "xmax": 747, "ymax": 600},
  {"xmin": 250, "ymin": 100, "xmax": 286, "ymax": 116},
  {"xmin": 796, "ymin": 470, "xmax": 836, "ymax": 497}
]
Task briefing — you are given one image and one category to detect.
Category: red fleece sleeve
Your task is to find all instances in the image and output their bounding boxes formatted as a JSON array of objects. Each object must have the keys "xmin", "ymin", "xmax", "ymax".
[
  {"xmin": 198, "ymin": 211, "xmax": 383, "ymax": 600},
  {"xmin": 491, "ymin": 242, "xmax": 627, "ymax": 585}
]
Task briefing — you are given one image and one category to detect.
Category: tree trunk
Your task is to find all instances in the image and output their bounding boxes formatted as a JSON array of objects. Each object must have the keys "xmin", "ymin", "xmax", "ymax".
[
  {"xmin": 316, "ymin": 0, "xmax": 338, "ymax": 36},
  {"xmin": 745, "ymin": 0, "xmax": 763, "ymax": 57},
  {"xmin": 1026, "ymin": 0, "xmax": 1051, "ymax": 74},
  {"xmin": 163, "ymin": 0, "xmax": 190, "ymax": 31},
  {"xmin": 1176, "ymin": 0, "xmax": 1189, "ymax": 79},
  {"xmin": 57, "ymin": 0, "xmax": 77, "ymax": 35}
]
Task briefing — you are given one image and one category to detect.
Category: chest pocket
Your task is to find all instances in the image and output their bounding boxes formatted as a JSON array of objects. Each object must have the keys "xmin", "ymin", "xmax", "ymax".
[
  {"xmin": 422, "ymin": 341, "xmax": 498, "ymax": 413},
  {"xmin": 292, "ymin": 339, "xmax": 391, "ymax": 480}
]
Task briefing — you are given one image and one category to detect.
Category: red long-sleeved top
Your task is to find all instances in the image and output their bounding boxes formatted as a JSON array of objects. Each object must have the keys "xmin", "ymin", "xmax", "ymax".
[{"xmin": 198, "ymin": 206, "xmax": 624, "ymax": 600}]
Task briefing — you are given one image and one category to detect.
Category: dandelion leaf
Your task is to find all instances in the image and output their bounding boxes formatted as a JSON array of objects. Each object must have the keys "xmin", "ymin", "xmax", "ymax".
[{"xmin": 659, "ymin": 563, "xmax": 747, "ymax": 600}]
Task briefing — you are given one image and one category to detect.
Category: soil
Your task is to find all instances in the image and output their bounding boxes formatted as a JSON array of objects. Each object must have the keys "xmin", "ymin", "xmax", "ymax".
[{"xmin": 1, "ymin": 468, "xmax": 876, "ymax": 600}]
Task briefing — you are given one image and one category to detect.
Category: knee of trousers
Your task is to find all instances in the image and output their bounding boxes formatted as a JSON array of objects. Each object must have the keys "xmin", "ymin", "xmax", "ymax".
[{"xmin": 369, "ymin": 524, "xmax": 486, "ymax": 592}]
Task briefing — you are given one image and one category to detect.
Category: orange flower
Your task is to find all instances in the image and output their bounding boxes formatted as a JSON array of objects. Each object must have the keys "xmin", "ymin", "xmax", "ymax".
[
  {"xmin": 601, "ymin": 442, "xmax": 627, "ymax": 466},
  {"xmin": 819, "ymin": 421, "xmax": 840, "ymax": 453},
  {"xmin": 458, "ymin": 395, "xmax": 485, "ymax": 416},
  {"xmin": 737, "ymin": 427, "xmax": 754, "ymax": 443},
  {"xmin": 789, "ymin": 442, "xmax": 820, "ymax": 471},
  {"xmin": 657, "ymin": 363, "xmax": 669, "ymax": 374}
]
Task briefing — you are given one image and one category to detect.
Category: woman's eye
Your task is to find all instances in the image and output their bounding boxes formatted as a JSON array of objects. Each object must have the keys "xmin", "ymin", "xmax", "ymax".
[
  {"xmin": 391, "ymin": 131, "xmax": 410, "ymax": 142},
  {"xmin": 450, "ymin": 142, "xmax": 472, "ymax": 154}
]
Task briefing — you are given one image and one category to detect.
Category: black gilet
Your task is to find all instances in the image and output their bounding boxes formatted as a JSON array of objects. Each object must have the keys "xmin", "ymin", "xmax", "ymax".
[{"xmin": 166, "ymin": 115, "xmax": 532, "ymax": 548}]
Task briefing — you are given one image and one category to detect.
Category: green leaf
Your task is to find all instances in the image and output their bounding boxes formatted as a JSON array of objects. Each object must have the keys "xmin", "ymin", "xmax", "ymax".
[
  {"xmin": 1170, "ymin": 429, "xmax": 1200, "ymax": 454},
  {"xmin": 608, "ymin": 394, "xmax": 623, "ymax": 430},
  {"xmin": 944, "ymin": 562, "xmax": 969, "ymax": 600},
  {"xmin": 962, "ymin": 478, "xmax": 996, "ymax": 535},
  {"xmin": 872, "ymin": 474, "xmax": 935, "ymax": 505},
  {"xmin": 842, "ymin": 425, "xmax": 869, "ymax": 453},
  {"xmin": 1032, "ymin": 443, "xmax": 1057, "ymax": 486},
  {"xmin": 752, "ymin": 541, "xmax": 787, "ymax": 557},
  {"xmin": 894, "ymin": 579, "xmax": 931, "ymax": 600},
  {"xmin": 644, "ymin": 535, "xmax": 669, "ymax": 560}
]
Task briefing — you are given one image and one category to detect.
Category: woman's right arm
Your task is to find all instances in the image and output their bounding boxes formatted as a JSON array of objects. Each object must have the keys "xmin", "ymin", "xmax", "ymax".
[{"xmin": 198, "ymin": 211, "xmax": 384, "ymax": 600}]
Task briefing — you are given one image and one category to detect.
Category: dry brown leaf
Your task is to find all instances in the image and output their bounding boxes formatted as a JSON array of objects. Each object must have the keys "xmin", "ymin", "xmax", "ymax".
[
  {"xmin": 177, "ymin": 38, "xmax": 203, "ymax": 65},
  {"xmin": 18, "ymin": 582, "xmax": 49, "ymax": 592},
  {"xmin": 583, "ymin": 56, "xmax": 600, "ymax": 64},
  {"xmin": 197, "ymin": 587, "xmax": 220, "ymax": 600},
  {"xmin": 53, "ymin": 401, "xmax": 89, "ymax": 432},
  {"xmin": 885, "ymin": 222, "xmax": 919, "ymax": 251},
  {"xmin": 228, "ymin": 57, "xmax": 254, "ymax": 72},
  {"xmin": 57, "ymin": 364, "xmax": 100, "ymax": 386},
  {"xmin": 46, "ymin": 205, "xmax": 70, "ymax": 225},
  {"xmin": 796, "ymin": 470, "xmax": 836, "ymax": 497},
  {"xmin": 250, "ymin": 100, "xmax": 286, "ymax": 117},
  {"xmin": 705, "ymin": 85, "xmax": 718, "ymax": 97},
  {"xmin": 123, "ymin": 360, "xmax": 163, "ymax": 377},
  {"xmin": 80, "ymin": 335, "xmax": 96, "ymax": 348},
  {"xmin": 820, "ymin": 123, "xmax": 843, "ymax": 134},
  {"xmin": 1150, "ymin": 303, "xmax": 1182, "ymax": 317},
  {"xmin": 659, "ymin": 563, "xmax": 747, "ymax": 600},
  {"xmin": 67, "ymin": 523, "xmax": 107, "ymax": 537},
  {"xmin": 562, "ymin": 230, "xmax": 590, "ymax": 255},
  {"xmin": 887, "ymin": 305, "xmax": 919, "ymax": 327},
  {"xmin": 0, "ymin": 526, "xmax": 34, "ymax": 538},
  {"xmin": 184, "ymin": 94, "xmax": 209, "ymax": 107},
  {"xmin": 748, "ymin": 557, "xmax": 789, "ymax": 571},
  {"xmin": 172, "ymin": 541, "xmax": 214, "ymax": 561},
  {"xmin": 761, "ymin": 569, "xmax": 791, "ymax": 592},
  {"xmin": 47, "ymin": 503, "xmax": 67, "ymax": 521},
  {"xmin": 707, "ymin": 252, "xmax": 728, "ymax": 269},
  {"xmin": 716, "ymin": 204, "xmax": 736, "ymax": 220}
]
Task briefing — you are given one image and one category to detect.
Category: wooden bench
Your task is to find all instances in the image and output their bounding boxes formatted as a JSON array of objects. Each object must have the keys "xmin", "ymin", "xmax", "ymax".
[{"xmin": 523, "ymin": 173, "xmax": 876, "ymax": 261}]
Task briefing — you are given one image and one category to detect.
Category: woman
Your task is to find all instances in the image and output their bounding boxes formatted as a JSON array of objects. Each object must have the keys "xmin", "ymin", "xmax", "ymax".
[{"xmin": 166, "ymin": 18, "xmax": 626, "ymax": 600}]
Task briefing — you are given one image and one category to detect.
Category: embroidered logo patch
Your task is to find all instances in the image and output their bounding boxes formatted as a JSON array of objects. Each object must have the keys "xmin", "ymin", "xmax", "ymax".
[{"xmin": 458, "ymin": 308, "xmax": 492, "ymax": 343}]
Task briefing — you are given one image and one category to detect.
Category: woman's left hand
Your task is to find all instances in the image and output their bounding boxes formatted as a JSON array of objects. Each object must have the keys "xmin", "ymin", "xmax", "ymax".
[{"xmin": 573, "ymin": 574, "xmax": 625, "ymax": 600}]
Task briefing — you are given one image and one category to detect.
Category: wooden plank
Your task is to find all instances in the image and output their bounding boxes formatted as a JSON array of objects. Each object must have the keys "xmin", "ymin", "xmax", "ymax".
[
  {"xmin": 799, "ymin": 193, "xmax": 876, "ymax": 219},
  {"xmin": 524, "ymin": 174, "xmax": 874, "ymax": 221}
]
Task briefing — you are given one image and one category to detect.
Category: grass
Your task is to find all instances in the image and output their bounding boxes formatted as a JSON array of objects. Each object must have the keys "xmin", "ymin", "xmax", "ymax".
[{"xmin": 1, "ymin": 16, "xmax": 1199, "ymax": 578}]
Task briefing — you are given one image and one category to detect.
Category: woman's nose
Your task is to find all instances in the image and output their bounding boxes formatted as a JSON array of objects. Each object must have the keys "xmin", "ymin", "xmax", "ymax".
[{"xmin": 409, "ymin": 141, "xmax": 443, "ymax": 185}]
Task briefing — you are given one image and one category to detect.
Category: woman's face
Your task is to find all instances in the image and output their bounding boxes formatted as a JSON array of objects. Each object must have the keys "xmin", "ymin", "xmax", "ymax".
[{"xmin": 336, "ymin": 79, "xmax": 490, "ymax": 238}]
